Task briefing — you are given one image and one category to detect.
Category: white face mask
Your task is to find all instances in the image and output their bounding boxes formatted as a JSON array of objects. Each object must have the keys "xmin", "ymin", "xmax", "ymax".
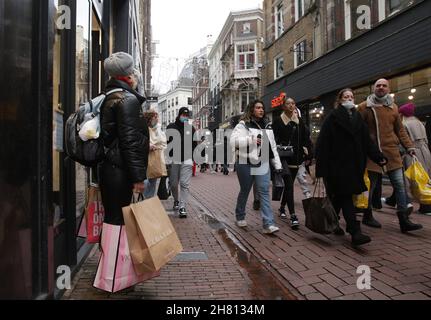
[{"xmin": 341, "ymin": 100, "xmax": 356, "ymax": 110}]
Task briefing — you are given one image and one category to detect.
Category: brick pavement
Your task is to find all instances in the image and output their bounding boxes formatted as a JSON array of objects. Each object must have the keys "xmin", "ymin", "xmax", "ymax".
[
  {"xmin": 189, "ymin": 170, "xmax": 431, "ymax": 300},
  {"xmin": 63, "ymin": 195, "xmax": 294, "ymax": 300}
]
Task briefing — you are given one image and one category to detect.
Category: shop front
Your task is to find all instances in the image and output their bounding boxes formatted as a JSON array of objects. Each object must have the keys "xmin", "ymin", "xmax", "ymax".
[{"xmin": 0, "ymin": 0, "xmax": 148, "ymax": 299}]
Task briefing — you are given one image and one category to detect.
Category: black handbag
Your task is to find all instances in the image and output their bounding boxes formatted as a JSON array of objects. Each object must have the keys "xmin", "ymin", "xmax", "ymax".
[
  {"xmin": 302, "ymin": 179, "xmax": 339, "ymax": 234},
  {"xmin": 277, "ymin": 145, "xmax": 294, "ymax": 158}
]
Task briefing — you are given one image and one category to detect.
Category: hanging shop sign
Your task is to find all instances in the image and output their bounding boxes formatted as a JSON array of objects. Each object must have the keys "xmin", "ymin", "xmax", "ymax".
[{"xmin": 271, "ymin": 92, "xmax": 286, "ymax": 108}]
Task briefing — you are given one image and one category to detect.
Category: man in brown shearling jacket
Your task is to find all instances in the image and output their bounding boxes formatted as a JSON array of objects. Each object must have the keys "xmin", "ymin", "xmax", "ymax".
[{"xmin": 358, "ymin": 79, "xmax": 422, "ymax": 233}]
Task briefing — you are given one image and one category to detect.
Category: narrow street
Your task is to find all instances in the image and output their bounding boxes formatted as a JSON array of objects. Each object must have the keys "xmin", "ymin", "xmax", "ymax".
[{"xmin": 65, "ymin": 170, "xmax": 431, "ymax": 300}]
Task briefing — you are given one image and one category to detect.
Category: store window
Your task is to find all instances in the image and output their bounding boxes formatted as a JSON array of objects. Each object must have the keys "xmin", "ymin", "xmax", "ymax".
[
  {"xmin": 308, "ymin": 103, "xmax": 326, "ymax": 144},
  {"xmin": 237, "ymin": 43, "xmax": 256, "ymax": 70},
  {"xmin": 75, "ymin": 0, "xmax": 91, "ymax": 235}
]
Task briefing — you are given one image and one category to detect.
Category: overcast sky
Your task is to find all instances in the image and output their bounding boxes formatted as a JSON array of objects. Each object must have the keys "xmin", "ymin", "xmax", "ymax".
[{"xmin": 151, "ymin": 0, "xmax": 263, "ymax": 94}]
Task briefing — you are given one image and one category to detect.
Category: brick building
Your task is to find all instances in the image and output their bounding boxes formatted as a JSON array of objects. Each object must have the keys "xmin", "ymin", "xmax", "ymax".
[{"xmin": 262, "ymin": 0, "xmax": 431, "ymax": 142}]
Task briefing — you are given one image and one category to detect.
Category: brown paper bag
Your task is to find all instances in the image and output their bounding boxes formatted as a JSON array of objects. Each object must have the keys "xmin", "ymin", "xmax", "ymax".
[
  {"xmin": 147, "ymin": 149, "xmax": 167, "ymax": 179},
  {"xmin": 122, "ymin": 197, "xmax": 183, "ymax": 275}
]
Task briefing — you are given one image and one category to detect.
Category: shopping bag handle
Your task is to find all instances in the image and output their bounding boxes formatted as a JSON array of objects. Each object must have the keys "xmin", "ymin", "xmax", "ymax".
[
  {"xmin": 132, "ymin": 193, "xmax": 145, "ymax": 204},
  {"xmin": 312, "ymin": 178, "xmax": 326, "ymax": 198}
]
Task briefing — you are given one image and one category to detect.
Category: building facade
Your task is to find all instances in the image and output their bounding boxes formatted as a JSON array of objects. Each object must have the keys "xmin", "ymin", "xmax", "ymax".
[
  {"xmin": 0, "ymin": 0, "xmax": 152, "ymax": 299},
  {"xmin": 159, "ymin": 87, "xmax": 193, "ymax": 130},
  {"xmin": 262, "ymin": 0, "xmax": 431, "ymax": 142},
  {"xmin": 209, "ymin": 8, "xmax": 264, "ymax": 129},
  {"xmin": 192, "ymin": 45, "xmax": 213, "ymax": 131}
]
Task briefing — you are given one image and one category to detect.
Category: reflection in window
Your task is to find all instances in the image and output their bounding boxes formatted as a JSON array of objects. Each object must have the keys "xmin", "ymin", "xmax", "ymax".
[{"xmin": 386, "ymin": 0, "xmax": 416, "ymax": 17}]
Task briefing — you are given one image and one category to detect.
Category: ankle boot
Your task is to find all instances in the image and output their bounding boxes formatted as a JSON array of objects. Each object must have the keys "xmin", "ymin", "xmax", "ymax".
[
  {"xmin": 362, "ymin": 209, "xmax": 382, "ymax": 228},
  {"xmin": 397, "ymin": 210, "xmax": 423, "ymax": 233},
  {"xmin": 349, "ymin": 221, "xmax": 371, "ymax": 247}
]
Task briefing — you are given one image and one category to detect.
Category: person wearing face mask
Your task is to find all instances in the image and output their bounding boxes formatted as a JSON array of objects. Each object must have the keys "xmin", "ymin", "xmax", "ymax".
[
  {"xmin": 166, "ymin": 107, "xmax": 197, "ymax": 218},
  {"xmin": 143, "ymin": 110, "xmax": 167, "ymax": 199},
  {"xmin": 315, "ymin": 88, "xmax": 387, "ymax": 247},
  {"xmin": 99, "ymin": 52, "xmax": 149, "ymax": 226},
  {"xmin": 358, "ymin": 79, "xmax": 423, "ymax": 233}
]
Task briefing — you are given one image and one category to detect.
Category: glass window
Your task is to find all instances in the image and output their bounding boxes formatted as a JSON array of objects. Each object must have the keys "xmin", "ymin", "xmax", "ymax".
[
  {"xmin": 75, "ymin": 0, "xmax": 91, "ymax": 234},
  {"xmin": 274, "ymin": 56, "xmax": 284, "ymax": 79},
  {"xmin": 295, "ymin": 0, "xmax": 305, "ymax": 21},
  {"xmin": 294, "ymin": 40, "xmax": 307, "ymax": 68},
  {"xmin": 243, "ymin": 23, "xmax": 251, "ymax": 34},
  {"xmin": 240, "ymin": 85, "xmax": 256, "ymax": 113},
  {"xmin": 275, "ymin": 3, "xmax": 284, "ymax": 38},
  {"xmin": 386, "ymin": 0, "xmax": 417, "ymax": 17},
  {"xmin": 237, "ymin": 43, "xmax": 256, "ymax": 70}
]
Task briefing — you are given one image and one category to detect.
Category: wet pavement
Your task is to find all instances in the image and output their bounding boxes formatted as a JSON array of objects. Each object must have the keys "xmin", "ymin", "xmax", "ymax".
[{"xmin": 63, "ymin": 196, "xmax": 296, "ymax": 300}]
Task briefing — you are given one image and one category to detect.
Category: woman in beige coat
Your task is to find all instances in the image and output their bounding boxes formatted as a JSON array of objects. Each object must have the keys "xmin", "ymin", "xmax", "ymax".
[
  {"xmin": 143, "ymin": 110, "xmax": 167, "ymax": 199},
  {"xmin": 399, "ymin": 103, "xmax": 431, "ymax": 215}
]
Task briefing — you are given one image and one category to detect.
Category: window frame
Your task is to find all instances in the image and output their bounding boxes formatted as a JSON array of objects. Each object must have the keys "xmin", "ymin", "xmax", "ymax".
[
  {"xmin": 295, "ymin": 0, "xmax": 305, "ymax": 22},
  {"xmin": 294, "ymin": 40, "xmax": 307, "ymax": 69},
  {"xmin": 275, "ymin": 2, "xmax": 284, "ymax": 39},
  {"xmin": 274, "ymin": 54, "xmax": 284, "ymax": 80},
  {"xmin": 236, "ymin": 42, "xmax": 257, "ymax": 71}
]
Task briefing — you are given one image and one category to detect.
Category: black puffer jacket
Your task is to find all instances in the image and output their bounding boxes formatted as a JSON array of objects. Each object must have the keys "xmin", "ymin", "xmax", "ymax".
[{"xmin": 100, "ymin": 78, "xmax": 149, "ymax": 183}]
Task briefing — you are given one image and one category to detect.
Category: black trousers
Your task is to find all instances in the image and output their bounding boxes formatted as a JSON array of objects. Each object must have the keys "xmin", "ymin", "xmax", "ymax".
[
  {"xmin": 99, "ymin": 162, "xmax": 133, "ymax": 226},
  {"xmin": 280, "ymin": 161, "xmax": 299, "ymax": 215},
  {"xmin": 329, "ymin": 193, "xmax": 358, "ymax": 235}
]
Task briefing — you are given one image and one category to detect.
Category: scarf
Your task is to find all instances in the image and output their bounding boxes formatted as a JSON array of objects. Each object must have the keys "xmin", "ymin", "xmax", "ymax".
[
  {"xmin": 281, "ymin": 112, "xmax": 299, "ymax": 126},
  {"xmin": 367, "ymin": 94, "xmax": 394, "ymax": 108}
]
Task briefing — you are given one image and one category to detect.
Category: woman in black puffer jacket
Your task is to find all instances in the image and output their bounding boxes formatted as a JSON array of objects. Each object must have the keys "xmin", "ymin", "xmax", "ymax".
[{"xmin": 99, "ymin": 52, "xmax": 149, "ymax": 225}]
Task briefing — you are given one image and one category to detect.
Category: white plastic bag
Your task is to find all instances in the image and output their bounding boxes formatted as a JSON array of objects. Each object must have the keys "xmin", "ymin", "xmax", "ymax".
[{"xmin": 79, "ymin": 115, "xmax": 100, "ymax": 141}]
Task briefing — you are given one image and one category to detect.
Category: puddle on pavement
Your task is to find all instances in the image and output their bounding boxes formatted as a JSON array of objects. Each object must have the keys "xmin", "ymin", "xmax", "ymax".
[{"xmin": 199, "ymin": 212, "xmax": 296, "ymax": 300}]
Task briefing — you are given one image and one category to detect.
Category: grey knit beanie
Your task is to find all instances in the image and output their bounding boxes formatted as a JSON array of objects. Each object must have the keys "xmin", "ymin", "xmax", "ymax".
[{"xmin": 104, "ymin": 52, "xmax": 135, "ymax": 77}]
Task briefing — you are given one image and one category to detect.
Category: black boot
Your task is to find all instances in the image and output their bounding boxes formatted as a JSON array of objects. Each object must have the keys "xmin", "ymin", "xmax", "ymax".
[
  {"xmin": 397, "ymin": 210, "xmax": 423, "ymax": 233},
  {"xmin": 362, "ymin": 209, "xmax": 382, "ymax": 228},
  {"xmin": 349, "ymin": 222, "xmax": 371, "ymax": 247}
]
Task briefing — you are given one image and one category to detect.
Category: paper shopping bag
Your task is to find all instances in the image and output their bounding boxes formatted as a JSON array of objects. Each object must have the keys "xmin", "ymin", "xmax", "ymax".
[
  {"xmin": 93, "ymin": 223, "xmax": 160, "ymax": 293},
  {"xmin": 147, "ymin": 149, "xmax": 167, "ymax": 179},
  {"xmin": 122, "ymin": 197, "xmax": 183, "ymax": 275}
]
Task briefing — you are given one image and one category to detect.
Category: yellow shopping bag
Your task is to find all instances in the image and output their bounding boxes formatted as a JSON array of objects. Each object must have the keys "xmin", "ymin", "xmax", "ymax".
[
  {"xmin": 353, "ymin": 170, "xmax": 370, "ymax": 209},
  {"xmin": 404, "ymin": 157, "xmax": 431, "ymax": 205}
]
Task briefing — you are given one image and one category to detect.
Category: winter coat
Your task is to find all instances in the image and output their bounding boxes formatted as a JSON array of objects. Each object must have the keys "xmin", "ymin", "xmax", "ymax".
[
  {"xmin": 230, "ymin": 118, "xmax": 282, "ymax": 170},
  {"xmin": 166, "ymin": 119, "xmax": 198, "ymax": 164},
  {"xmin": 272, "ymin": 116, "xmax": 313, "ymax": 168},
  {"xmin": 358, "ymin": 101, "xmax": 414, "ymax": 173},
  {"xmin": 99, "ymin": 78, "xmax": 149, "ymax": 225},
  {"xmin": 100, "ymin": 78, "xmax": 149, "ymax": 181},
  {"xmin": 315, "ymin": 106, "xmax": 385, "ymax": 196},
  {"xmin": 402, "ymin": 117, "xmax": 431, "ymax": 176}
]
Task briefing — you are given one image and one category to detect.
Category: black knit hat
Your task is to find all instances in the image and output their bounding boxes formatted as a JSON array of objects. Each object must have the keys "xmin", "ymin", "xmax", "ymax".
[{"xmin": 178, "ymin": 107, "xmax": 191, "ymax": 117}]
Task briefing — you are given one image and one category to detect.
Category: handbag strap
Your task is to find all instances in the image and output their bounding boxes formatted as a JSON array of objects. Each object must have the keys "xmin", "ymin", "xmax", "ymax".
[
  {"xmin": 312, "ymin": 178, "xmax": 326, "ymax": 198},
  {"xmin": 132, "ymin": 193, "xmax": 145, "ymax": 204}
]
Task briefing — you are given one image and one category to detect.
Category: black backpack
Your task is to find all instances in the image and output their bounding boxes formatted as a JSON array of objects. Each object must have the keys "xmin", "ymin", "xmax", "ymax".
[{"xmin": 65, "ymin": 89, "xmax": 123, "ymax": 167}]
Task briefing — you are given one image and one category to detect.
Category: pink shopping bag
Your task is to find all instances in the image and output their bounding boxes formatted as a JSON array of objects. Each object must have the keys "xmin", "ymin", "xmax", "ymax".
[{"xmin": 93, "ymin": 223, "xmax": 160, "ymax": 293}]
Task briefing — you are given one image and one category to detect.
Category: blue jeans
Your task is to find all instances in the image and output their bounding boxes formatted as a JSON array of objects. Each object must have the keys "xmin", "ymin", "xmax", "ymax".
[
  {"xmin": 144, "ymin": 178, "xmax": 159, "ymax": 199},
  {"xmin": 235, "ymin": 164, "xmax": 275, "ymax": 228},
  {"xmin": 368, "ymin": 168, "xmax": 408, "ymax": 211}
]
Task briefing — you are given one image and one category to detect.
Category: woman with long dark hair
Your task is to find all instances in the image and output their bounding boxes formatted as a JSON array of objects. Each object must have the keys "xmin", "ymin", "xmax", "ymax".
[
  {"xmin": 230, "ymin": 100, "xmax": 283, "ymax": 234},
  {"xmin": 315, "ymin": 88, "xmax": 387, "ymax": 246},
  {"xmin": 272, "ymin": 97, "xmax": 313, "ymax": 230}
]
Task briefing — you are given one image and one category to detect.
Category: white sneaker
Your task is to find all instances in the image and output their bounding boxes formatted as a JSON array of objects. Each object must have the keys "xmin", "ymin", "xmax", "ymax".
[
  {"xmin": 236, "ymin": 220, "xmax": 248, "ymax": 228},
  {"xmin": 263, "ymin": 225, "xmax": 280, "ymax": 234}
]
